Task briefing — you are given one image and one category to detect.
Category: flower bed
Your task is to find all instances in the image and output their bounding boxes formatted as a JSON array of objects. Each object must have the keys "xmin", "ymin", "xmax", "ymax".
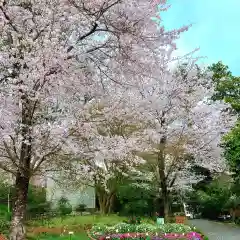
[
  {"xmin": 97, "ymin": 232, "xmax": 203, "ymax": 239},
  {"xmin": 88, "ymin": 223, "xmax": 205, "ymax": 240}
]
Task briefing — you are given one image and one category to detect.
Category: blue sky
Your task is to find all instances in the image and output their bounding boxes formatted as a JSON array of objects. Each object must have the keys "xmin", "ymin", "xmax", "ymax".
[{"xmin": 159, "ymin": 0, "xmax": 240, "ymax": 75}]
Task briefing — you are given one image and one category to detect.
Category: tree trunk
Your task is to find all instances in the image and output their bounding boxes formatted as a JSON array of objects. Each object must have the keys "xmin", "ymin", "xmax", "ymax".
[
  {"xmin": 97, "ymin": 188, "xmax": 115, "ymax": 215},
  {"xmin": 9, "ymin": 80, "xmax": 33, "ymax": 240},
  {"xmin": 157, "ymin": 136, "xmax": 169, "ymax": 221},
  {"xmin": 99, "ymin": 195, "xmax": 113, "ymax": 214},
  {"xmin": 232, "ymin": 209, "xmax": 236, "ymax": 222},
  {"xmin": 107, "ymin": 194, "xmax": 115, "ymax": 214},
  {"xmin": 98, "ymin": 193, "xmax": 108, "ymax": 214},
  {"xmin": 105, "ymin": 193, "xmax": 114, "ymax": 214},
  {"xmin": 162, "ymin": 188, "xmax": 169, "ymax": 221},
  {"xmin": 105, "ymin": 197, "xmax": 110, "ymax": 214},
  {"xmin": 9, "ymin": 172, "xmax": 30, "ymax": 240}
]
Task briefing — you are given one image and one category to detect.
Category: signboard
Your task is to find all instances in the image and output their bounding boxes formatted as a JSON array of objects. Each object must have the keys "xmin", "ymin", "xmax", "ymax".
[{"xmin": 156, "ymin": 217, "xmax": 164, "ymax": 225}]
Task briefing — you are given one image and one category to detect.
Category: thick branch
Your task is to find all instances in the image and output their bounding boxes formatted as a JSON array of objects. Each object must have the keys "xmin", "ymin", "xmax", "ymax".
[
  {"xmin": 0, "ymin": 5, "xmax": 19, "ymax": 33},
  {"xmin": 32, "ymin": 145, "xmax": 61, "ymax": 173},
  {"xmin": 67, "ymin": 23, "xmax": 98, "ymax": 53},
  {"xmin": 0, "ymin": 162, "xmax": 16, "ymax": 175}
]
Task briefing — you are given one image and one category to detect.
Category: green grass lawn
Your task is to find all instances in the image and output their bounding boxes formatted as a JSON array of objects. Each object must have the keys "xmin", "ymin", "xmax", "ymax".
[
  {"xmin": 28, "ymin": 232, "xmax": 89, "ymax": 240},
  {"xmin": 29, "ymin": 214, "xmax": 154, "ymax": 227},
  {"xmin": 27, "ymin": 214, "xmax": 155, "ymax": 240}
]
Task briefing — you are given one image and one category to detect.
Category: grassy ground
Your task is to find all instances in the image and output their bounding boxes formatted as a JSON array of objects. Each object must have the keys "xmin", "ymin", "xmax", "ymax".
[
  {"xmin": 29, "ymin": 214, "xmax": 154, "ymax": 227},
  {"xmin": 28, "ymin": 232, "xmax": 89, "ymax": 240},
  {"xmin": 27, "ymin": 214, "xmax": 154, "ymax": 239}
]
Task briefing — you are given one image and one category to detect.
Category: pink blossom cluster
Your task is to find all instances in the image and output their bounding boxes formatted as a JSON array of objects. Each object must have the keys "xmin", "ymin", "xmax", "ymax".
[{"xmin": 98, "ymin": 231, "xmax": 203, "ymax": 239}]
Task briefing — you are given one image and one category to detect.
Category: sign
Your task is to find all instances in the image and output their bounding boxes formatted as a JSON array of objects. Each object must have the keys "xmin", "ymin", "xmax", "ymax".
[{"xmin": 156, "ymin": 217, "xmax": 164, "ymax": 225}]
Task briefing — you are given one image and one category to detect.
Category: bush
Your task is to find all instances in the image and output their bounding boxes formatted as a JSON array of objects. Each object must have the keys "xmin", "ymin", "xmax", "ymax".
[
  {"xmin": 112, "ymin": 223, "xmax": 135, "ymax": 233},
  {"xmin": 186, "ymin": 182, "xmax": 232, "ymax": 220},
  {"xmin": 0, "ymin": 218, "xmax": 10, "ymax": 234},
  {"xmin": 90, "ymin": 222, "xmax": 193, "ymax": 239},
  {"xmin": 174, "ymin": 212, "xmax": 185, "ymax": 216},
  {"xmin": 57, "ymin": 197, "xmax": 72, "ymax": 221},
  {"xmin": 123, "ymin": 216, "xmax": 141, "ymax": 224},
  {"xmin": 0, "ymin": 204, "xmax": 11, "ymax": 220},
  {"xmin": 234, "ymin": 217, "xmax": 240, "ymax": 225},
  {"xmin": 27, "ymin": 202, "xmax": 51, "ymax": 215},
  {"xmin": 75, "ymin": 203, "xmax": 86, "ymax": 215},
  {"xmin": 117, "ymin": 183, "xmax": 156, "ymax": 217},
  {"xmin": 135, "ymin": 223, "xmax": 158, "ymax": 233},
  {"xmin": 121, "ymin": 200, "xmax": 150, "ymax": 216},
  {"xmin": 158, "ymin": 223, "xmax": 191, "ymax": 233},
  {"xmin": 0, "ymin": 184, "xmax": 48, "ymax": 220},
  {"xmin": 165, "ymin": 216, "xmax": 175, "ymax": 223}
]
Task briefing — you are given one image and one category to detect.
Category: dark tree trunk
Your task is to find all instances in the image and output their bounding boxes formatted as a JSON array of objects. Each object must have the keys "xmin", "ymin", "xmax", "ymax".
[
  {"xmin": 9, "ymin": 172, "xmax": 30, "ymax": 240},
  {"xmin": 162, "ymin": 186, "xmax": 169, "ymax": 220},
  {"xmin": 157, "ymin": 136, "xmax": 169, "ymax": 221},
  {"xmin": 98, "ymin": 190, "xmax": 108, "ymax": 214},
  {"xmin": 99, "ymin": 197, "xmax": 107, "ymax": 214},
  {"xmin": 107, "ymin": 194, "xmax": 115, "ymax": 214},
  {"xmin": 9, "ymin": 99, "xmax": 32, "ymax": 240},
  {"xmin": 99, "ymin": 193, "xmax": 115, "ymax": 215},
  {"xmin": 106, "ymin": 193, "xmax": 115, "ymax": 214}
]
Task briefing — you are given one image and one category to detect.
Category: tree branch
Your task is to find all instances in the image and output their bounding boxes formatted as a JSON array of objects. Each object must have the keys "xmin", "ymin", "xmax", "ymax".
[
  {"xmin": 67, "ymin": 23, "xmax": 98, "ymax": 53},
  {"xmin": 33, "ymin": 145, "xmax": 61, "ymax": 173},
  {"xmin": 0, "ymin": 5, "xmax": 19, "ymax": 33},
  {"xmin": 0, "ymin": 162, "xmax": 16, "ymax": 175},
  {"xmin": 1, "ymin": 140, "xmax": 20, "ymax": 170}
]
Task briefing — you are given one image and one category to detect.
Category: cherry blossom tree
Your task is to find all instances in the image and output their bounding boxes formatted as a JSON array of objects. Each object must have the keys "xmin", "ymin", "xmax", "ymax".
[
  {"xmin": 55, "ymin": 102, "xmax": 147, "ymax": 214},
  {"xmin": 0, "ymin": 0, "xmax": 189, "ymax": 238},
  {"xmin": 131, "ymin": 62, "xmax": 236, "ymax": 219}
]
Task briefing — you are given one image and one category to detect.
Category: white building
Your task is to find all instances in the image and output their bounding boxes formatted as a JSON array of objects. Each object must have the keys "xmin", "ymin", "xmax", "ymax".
[{"xmin": 32, "ymin": 171, "xmax": 96, "ymax": 210}]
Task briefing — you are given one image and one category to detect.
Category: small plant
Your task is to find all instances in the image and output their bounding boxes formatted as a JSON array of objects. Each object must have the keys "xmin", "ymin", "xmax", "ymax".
[
  {"xmin": 123, "ymin": 216, "xmax": 141, "ymax": 224},
  {"xmin": 89, "ymin": 222, "xmax": 195, "ymax": 239},
  {"xmin": 0, "ymin": 218, "xmax": 10, "ymax": 234},
  {"xmin": 234, "ymin": 216, "xmax": 240, "ymax": 225},
  {"xmin": 166, "ymin": 215, "xmax": 175, "ymax": 223},
  {"xmin": 174, "ymin": 212, "xmax": 186, "ymax": 216},
  {"xmin": 75, "ymin": 203, "xmax": 86, "ymax": 216},
  {"xmin": 57, "ymin": 197, "xmax": 72, "ymax": 222}
]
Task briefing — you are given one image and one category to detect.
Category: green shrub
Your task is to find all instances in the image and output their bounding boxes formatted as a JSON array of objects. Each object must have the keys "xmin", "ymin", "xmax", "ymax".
[
  {"xmin": 166, "ymin": 215, "xmax": 175, "ymax": 223},
  {"xmin": 123, "ymin": 216, "xmax": 141, "ymax": 224},
  {"xmin": 117, "ymin": 182, "xmax": 156, "ymax": 217},
  {"xmin": 0, "ymin": 218, "xmax": 10, "ymax": 234},
  {"xmin": 27, "ymin": 202, "xmax": 51, "ymax": 215},
  {"xmin": 90, "ymin": 222, "xmax": 193, "ymax": 236},
  {"xmin": 57, "ymin": 197, "xmax": 72, "ymax": 221},
  {"xmin": 90, "ymin": 224, "xmax": 108, "ymax": 237},
  {"xmin": 136, "ymin": 223, "xmax": 158, "ymax": 233},
  {"xmin": 75, "ymin": 203, "xmax": 86, "ymax": 215},
  {"xmin": 91, "ymin": 224, "xmax": 108, "ymax": 232},
  {"xmin": 158, "ymin": 223, "xmax": 191, "ymax": 233},
  {"xmin": 234, "ymin": 217, "xmax": 240, "ymax": 225},
  {"xmin": 174, "ymin": 212, "xmax": 185, "ymax": 216},
  {"xmin": 111, "ymin": 223, "xmax": 131, "ymax": 233}
]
